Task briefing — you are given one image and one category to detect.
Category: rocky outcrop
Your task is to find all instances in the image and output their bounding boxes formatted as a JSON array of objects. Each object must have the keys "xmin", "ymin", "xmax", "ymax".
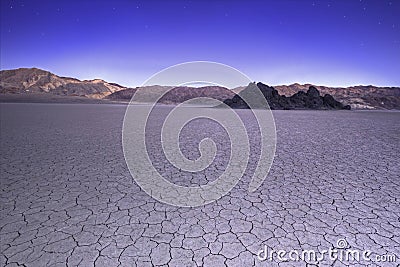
[
  {"xmin": 275, "ymin": 83, "xmax": 400, "ymax": 109},
  {"xmin": 224, "ymin": 82, "xmax": 351, "ymax": 110}
]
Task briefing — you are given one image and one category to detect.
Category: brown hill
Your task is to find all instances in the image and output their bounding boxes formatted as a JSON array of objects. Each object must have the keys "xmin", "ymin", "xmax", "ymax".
[{"xmin": 0, "ymin": 68, "xmax": 126, "ymax": 98}]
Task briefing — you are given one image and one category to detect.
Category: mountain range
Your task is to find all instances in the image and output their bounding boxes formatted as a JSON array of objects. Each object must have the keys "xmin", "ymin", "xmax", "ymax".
[{"xmin": 1, "ymin": 68, "xmax": 399, "ymax": 109}]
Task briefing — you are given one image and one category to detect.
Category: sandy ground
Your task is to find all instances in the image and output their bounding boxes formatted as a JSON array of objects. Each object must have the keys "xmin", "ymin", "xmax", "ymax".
[{"xmin": 0, "ymin": 103, "xmax": 399, "ymax": 266}]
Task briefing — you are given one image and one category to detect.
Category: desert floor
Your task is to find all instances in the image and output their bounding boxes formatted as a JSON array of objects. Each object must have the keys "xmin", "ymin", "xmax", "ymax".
[{"xmin": 1, "ymin": 103, "xmax": 399, "ymax": 266}]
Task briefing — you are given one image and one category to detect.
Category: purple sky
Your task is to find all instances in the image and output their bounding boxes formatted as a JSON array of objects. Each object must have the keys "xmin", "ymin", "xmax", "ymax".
[{"xmin": 1, "ymin": 0, "xmax": 399, "ymax": 87}]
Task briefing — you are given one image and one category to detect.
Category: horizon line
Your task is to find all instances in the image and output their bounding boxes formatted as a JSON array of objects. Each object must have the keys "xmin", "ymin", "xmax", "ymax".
[{"xmin": 1, "ymin": 66, "xmax": 399, "ymax": 89}]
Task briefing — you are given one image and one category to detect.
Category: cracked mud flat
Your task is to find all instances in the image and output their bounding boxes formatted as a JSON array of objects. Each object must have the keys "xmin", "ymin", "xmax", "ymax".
[{"xmin": 1, "ymin": 103, "xmax": 399, "ymax": 267}]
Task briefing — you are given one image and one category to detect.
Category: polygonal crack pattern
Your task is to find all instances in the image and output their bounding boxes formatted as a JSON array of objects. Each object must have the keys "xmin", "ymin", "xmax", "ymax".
[{"xmin": 1, "ymin": 104, "xmax": 399, "ymax": 266}]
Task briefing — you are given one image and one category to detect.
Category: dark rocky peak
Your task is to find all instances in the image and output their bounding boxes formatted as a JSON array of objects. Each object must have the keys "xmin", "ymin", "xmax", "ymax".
[
  {"xmin": 256, "ymin": 82, "xmax": 279, "ymax": 98},
  {"xmin": 223, "ymin": 82, "xmax": 350, "ymax": 110},
  {"xmin": 306, "ymin": 86, "xmax": 320, "ymax": 97}
]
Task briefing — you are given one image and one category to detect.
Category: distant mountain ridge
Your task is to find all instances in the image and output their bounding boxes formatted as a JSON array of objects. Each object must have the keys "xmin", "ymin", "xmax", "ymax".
[
  {"xmin": 1, "ymin": 68, "xmax": 399, "ymax": 109},
  {"xmin": 106, "ymin": 85, "xmax": 236, "ymax": 104}
]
